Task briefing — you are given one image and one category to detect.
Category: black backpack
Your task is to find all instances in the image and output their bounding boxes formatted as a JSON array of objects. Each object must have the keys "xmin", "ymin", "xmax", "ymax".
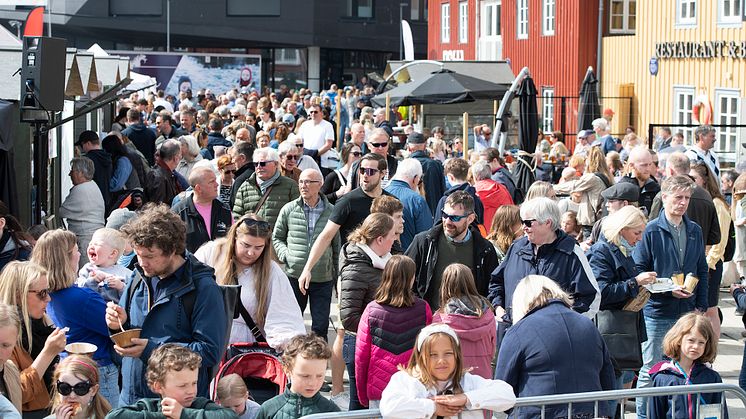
[{"xmin": 724, "ymin": 220, "xmax": 736, "ymax": 262}]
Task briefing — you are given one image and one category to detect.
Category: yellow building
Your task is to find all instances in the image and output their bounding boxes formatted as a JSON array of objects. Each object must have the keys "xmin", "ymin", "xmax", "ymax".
[{"xmin": 601, "ymin": 0, "xmax": 745, "ymax": 164}]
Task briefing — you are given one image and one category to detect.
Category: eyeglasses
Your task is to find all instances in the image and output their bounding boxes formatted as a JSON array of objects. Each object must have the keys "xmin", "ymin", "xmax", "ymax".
[
  {"xmin": 294, "ymin": 144, "xmax": 304, "ymax": 148},
  {"xmin": 28, "ymin": 288, "xmax": 49, "ymax": 300},
  {"xmin": 359, "ymin": 167, "xmax": 380, "ymax": 176},
  {"xmin": 441, "ymin": 210, "xmax": 472, "ymax": 222},
  {"xmin": 298, "ymin": 180, "xmax": 321, "ymax": 185},
  {"xmin": 521, "ymin": 219, "xmax": 537, "ymax": 228},
  {"xmin": 369, "ymin": 142, "xmax": 388, "ymax": 148},
  {"xmin": 308, "ymin": 110, "xmax": 318, "ymax": 114},
  {"xmin": 254, "ymin": 161, "xmax": 275, "ymax": 167},
  {"xmin": 351, "ymin": 151, "xmax": 362, "ymax": 157},
  {"xmin": 241, "ymin": 217, "xmax": 271, "ymax": 232},
  {"xmin": 57, "ymin": 381, "xmax": 92, "ymax": 397},
  {"xmin": 223, "ymin": 170, "xmax": 236, "ymax": 175},
  {"xmin": 284, "ymin": 155, "xmax": 299, "ymax": 161}
]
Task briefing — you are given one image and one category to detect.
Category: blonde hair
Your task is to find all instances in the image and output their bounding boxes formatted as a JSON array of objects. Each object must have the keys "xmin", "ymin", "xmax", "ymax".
[
  {"xmin": 402, "ymin": 330, "xmax": 465, "ymax": 394},
  {"xmin": 216, "ymin": 373, "xmax": 248, "ymax": 402},
  {"xmin": 486, "ymin": 205, "xmax": 521, "ymax": 254},
  {"xmin": 525, "ymin": 181, "xmax": 554, "ymax": 201},
  {"xmin": 49, "ymin": 355, "xmax": 111, "ymax": 419},
  {"xmin": 347, "ymin": 213, "xmax": 394, "ymax": 245},
  {"xmin": 92, "ymin": 227, "xmax": 126, "ymax": 255},
  {"xmin": 0, "ymin": 261, "xmax": 48, "ymax": 348},
  {"xmin": 31, "ymin": 229, "xmax": 78, "ymax": 292},
  {"xmin": 662, "ymin": 312, "xmax": 717, "ymax": 364},
  {"xmin": 0, "ymin": 302, "xmax": 20, "ymax": 336},
  {"xmin": 601, "ymin": 206, "xmax": 647, "ymax": 247},
  {"xmin": 147, "ymin": 344, "xmax": 202, "ymax": 387},
  {"xmin": 511, "ymin": 275, "xmax": 573, "ymax": 323},
  {"xmin": 587, "ymin": 146, "xmax": 613, "ymax": 186}
]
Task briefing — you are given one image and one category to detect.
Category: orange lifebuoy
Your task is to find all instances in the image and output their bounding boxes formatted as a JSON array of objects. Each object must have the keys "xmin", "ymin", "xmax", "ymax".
[{"xmin": 692, "ymin": 93, "xmax": 713, "ymax": 125}]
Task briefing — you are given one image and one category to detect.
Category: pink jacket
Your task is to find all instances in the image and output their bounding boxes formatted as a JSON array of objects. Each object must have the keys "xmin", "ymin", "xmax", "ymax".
[
  {"xmin": 433, "ymin": 305, "xmax": 496, "ymax": 379},
  {"xmin": 355, "ymin": 298, "xmax": 432, "ymax": 407}
]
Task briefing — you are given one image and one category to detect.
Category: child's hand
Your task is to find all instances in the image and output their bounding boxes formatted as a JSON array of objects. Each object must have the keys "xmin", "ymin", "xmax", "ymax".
[
  {"xmin": 432, "ymin": 399, "xmax": 465, "ymax": 417},
  {"xmin": 432, "ymin": 393, "xmax": 468, "ymax": 408},
  {"xmin": 161, "ymin": 397, "xmax": 184, "ymax": 418},
  {"xmin": 106, "ymin": 276, "xmax": 125, "ymax": 291},
  {"xmin": 91, "ymin": 270, "xmax": 108, "ymax": 283}
]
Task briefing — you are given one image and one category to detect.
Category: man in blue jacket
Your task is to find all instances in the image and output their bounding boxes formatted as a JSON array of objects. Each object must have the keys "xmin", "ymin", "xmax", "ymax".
[
  {"xmin": 385, "ymin": 158, "xmax": 433, "ymax": 249},
  {"xmin": 633, "ymin": 174, "xmax": 708, "ymax": 419},
  {"xmin": 105, "ymin": 204, "xmax": 227, "ymax": 406},
  {"xmin": 406, "ymin": 132, "xmax": 446, "ymax": 217}
]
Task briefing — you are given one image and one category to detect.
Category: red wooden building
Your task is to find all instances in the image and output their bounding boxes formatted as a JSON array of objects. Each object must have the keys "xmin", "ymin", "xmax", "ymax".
[{"xmin": 428, "ymin": 0, "xmax": 479, "ymax": 61}]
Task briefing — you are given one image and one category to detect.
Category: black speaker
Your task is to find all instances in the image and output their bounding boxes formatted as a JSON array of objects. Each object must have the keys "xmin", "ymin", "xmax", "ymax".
[{"xmin": 20, "ymin": 36, "xmax": 66, "ymax": 118}]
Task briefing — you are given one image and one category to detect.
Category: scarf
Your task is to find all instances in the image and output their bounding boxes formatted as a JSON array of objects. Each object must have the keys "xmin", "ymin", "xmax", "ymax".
[
  {"xmin": 357, "ymin": 243, "xmax": 391, "ymax": 269},
  {"xmin": 257, "ymin": 169, "xmax": 281, "ymax": 194}
]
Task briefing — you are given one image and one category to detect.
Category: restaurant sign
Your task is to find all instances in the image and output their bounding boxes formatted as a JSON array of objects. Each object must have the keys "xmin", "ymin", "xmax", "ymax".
[{"xmin": 655, "ymin": 41, "xmax": 746, "ymax": 59}]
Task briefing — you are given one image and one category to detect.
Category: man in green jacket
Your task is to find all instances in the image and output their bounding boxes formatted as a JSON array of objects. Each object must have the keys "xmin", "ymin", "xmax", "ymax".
[
  {"xmin": 273, "ymin": 168, "xmax": 340, "ymax": 339},
  {"xmin": 233, "ymin": 147, "xmax": 299, "ymax": 227}
]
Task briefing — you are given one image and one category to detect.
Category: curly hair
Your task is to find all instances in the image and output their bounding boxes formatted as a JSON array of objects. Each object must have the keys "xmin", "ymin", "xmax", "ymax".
[
  {"xmin": 146, "ymin": 344, "xmax": 202, "ymax": 387},
  {"xmin": 281, "ymin": 334, "xmax": 331, "ymax": 372},
  {"xmin": 120, "ymin": 203, "xmax": 186, "ymax": 256}
]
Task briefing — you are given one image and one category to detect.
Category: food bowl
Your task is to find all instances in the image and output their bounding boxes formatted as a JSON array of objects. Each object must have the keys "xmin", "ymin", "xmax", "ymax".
[
  {"xmin": 65, "ymin": 342, "xmax": 98, "ymax": 356},
  {"xmin": 110, "ymin": 329, "xmax": 142, "ymax": 348}
]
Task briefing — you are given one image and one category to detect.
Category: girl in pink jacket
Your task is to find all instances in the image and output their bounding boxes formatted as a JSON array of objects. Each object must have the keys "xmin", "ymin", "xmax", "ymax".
[
  {"xmin": 355, "ymin": 255, "xmax": 432, "ymax": 408},
  {"xmin": 432, "ymin": 264, "xmax": 497, "ymax": 379}
]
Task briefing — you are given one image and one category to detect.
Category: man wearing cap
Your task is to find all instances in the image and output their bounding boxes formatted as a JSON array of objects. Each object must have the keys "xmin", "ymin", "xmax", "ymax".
[
  {"xmin": 573, "ymin": 130, "xmax": 594, "ymax": 157},
  {"xmin": 586, "ymin": 182, "xmax": 640, "ymax": 247},
  {"xmin": 281, "ymin": 113, "xmax": 296, "ymax": 131},
  {"xmin": 406, "ymin": 132, "xmax": 447, "ymax": 217},
  {"xmin": 373, "ymin": 108, "xmax": 395, "ymax": 139},
  {"xmin": 592, "ymin": 118, "xmax": 616, "ymax": 155},
  {"xmin": 76, "ymin": 130, "xmax": 113, "ymax": 210}
]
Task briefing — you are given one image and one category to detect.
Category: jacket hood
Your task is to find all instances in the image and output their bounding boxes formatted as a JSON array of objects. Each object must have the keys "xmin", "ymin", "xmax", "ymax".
[
  {"xmin": 516, "ymin": 229, "xmax": 576, "ymax": 258},
  {"xmin": 474, "ymin": 180, "xmax": 509, "ymax": 205},
  {"xmin": 434, "ymin": 305, "xmax": 495, "ymax": 343},
  {"xmin": 649, "ymin": 359, "xmax": 711, "ymax": 378},
  {"xmin": 444, "ymin": 182, "xmax": 474, "ymax": 195},
  {"xmin": 128, "ymin": 123, "xmax": 149, "ymax": 132}
]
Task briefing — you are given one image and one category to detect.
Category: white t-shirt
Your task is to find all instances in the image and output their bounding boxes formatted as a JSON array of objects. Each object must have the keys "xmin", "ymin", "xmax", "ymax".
[{"xmin": 299, "ymin": 119, "xmax": 334, "ymax": 151}]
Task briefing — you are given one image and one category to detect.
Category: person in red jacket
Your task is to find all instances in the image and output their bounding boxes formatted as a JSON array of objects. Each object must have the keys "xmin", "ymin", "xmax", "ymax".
[{"xmin": 472, "ymin": 161, "xmax": 513, "ymax": 232}]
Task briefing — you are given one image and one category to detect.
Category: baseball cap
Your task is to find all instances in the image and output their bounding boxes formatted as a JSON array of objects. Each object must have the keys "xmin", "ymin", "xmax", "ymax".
[
  {"xmin": 282, "ymin": 114, "xmax": 295, "ymax": 124},
  {"xmin": 577, "ymin": 129, "xmax": 594, "ymax": 139},
  {"xmin": 406, "ymin": 132, "xmax": 426, "ymax": 145}
]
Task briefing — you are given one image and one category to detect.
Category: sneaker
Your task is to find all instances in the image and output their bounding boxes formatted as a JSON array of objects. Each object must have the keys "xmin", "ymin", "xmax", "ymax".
[
  {"xmin": 320, "ymin": 382, "xmax": 332, "ymax": 392},
  {"xmin": 331, "ymin": 392, "xmax": 350, "ymax": 411}
]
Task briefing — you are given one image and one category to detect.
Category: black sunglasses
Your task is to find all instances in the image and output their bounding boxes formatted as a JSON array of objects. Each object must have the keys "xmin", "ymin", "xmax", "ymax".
[
  {"xmin": 351, "ymin": 151, "xmax": 362, "ymax": 157},
  {"xmin": 359, "ymin": 167, "xmax": 380, "ymax": 176},
  {"xmin": 294, "ymin": 144, "xmax": 304, "ymax": 148},
  {"xmin": 308, "ymin": 110, "xmax": 319, "ymax": 114},
  {"xmin": 284, "ymin": 155, "xmax": 299, "ymax": 161},
  {"xmin": 28, "ymin": 288, "xmax": 49, "ymax": 300},
  {"xmin": 254, "ymin": 161, "xmax": 275, "ymax": 167},
  {"xmin": 441, "ymin": 210, "xmax": 472, "ymax": 222},
  {"xmin": 369, "ymin": 142, "xmax": 388, "ymax": 148},
  {"xmin": 521, "ymin": 219, "xmax": 537, "ymax": 227},
  {"xmin": 224, "ymin": 169, "xmax": 236, "ymax": 174},
  {"xmin": 242, "ymin": 217, "xmax": 271, "ymax": 232},
  {"xmin": 57, "ymin": 380, "xmax": 92, "ymax": 396}
]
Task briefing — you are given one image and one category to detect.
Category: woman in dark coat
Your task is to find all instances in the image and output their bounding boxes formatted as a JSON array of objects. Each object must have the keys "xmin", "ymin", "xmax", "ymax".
[
  {"xmin": 0, "ymin": 201, "xmax": 31, "ymax": 273},
  {"xmin": 494, "ymin": 275, "xmax": 616, "ymax": 419}
]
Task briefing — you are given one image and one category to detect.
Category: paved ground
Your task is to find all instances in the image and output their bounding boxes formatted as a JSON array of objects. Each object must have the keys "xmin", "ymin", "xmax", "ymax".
[{"xmin": 300, "ymin": 287, "xmax": 746, "ymax": 417}]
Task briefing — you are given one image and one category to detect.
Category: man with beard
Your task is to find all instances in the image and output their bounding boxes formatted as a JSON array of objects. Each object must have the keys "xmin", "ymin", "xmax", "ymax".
[
  {"xmin": 406, "ymin": 191, "xmax": 498, "ymax": 310},
  {"xmin": 618, "ymin": 147, "xmax": 660, "ymax": 215},
  {"xmin": 297, "ymin": 153, "xmax": 395, "ymax": 286}
]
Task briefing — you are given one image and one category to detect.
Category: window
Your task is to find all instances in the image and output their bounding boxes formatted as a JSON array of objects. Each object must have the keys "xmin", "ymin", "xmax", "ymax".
[
  {"xmin": 609, "ymin": 0, "xmax": 636, "ymax": 33},
  {"xmin": 715, "ymin": 89, "xmax": 740, "ymax": 160},
  {"xmin": 441, "ymin": 3, "xmax": 451, "ymax": 42},
  {"xmin": 516, "ymin": 0, "xmax": 528, "ymax": 39},
  {"xmin": 676, "ymin": 0, "xmax": 697, "ymax": 26},
  {"xmin": 478, "ymin": 1, "xmax": 502, "ymax": 60},
  {"xmin": 411, "ymin": 0, "xmax": 420, "ymax": 20},
  {"xmin": 459, "ymin": 2, "xmax": 468, "ymax": 43},
  {"xmin": 346, "ymin": 0, "xmax": 374, "ymax": 18},
  {"xmin": 718, "ymin": 0, "xmax": 742, "ymax": 26},
  {"xmin": 673, "ymin": 86, "xmax": 695, "ymax": 143},
  {"xmin": 227, "ymin": 0, "xmax": 280, "ymax": 16},
  {"xmin": 483, "ymin": 2, "xmax": 501, "ymax": 36},
  {"xmin": 542, "ymin": 0, "xmax": 555, "ymax": 35},
  {"xmin": 542, "ymin": 88, "xmax": 555, "ymax": 132}
]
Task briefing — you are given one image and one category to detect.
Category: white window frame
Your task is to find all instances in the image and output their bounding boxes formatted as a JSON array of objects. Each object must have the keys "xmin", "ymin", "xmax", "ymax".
[
  {"xmin": 482, "ymin": 1, "xmax": 500, "ymax": 37},
  {"xmin": 441, "ymin": 3, "xmax": 451, "ymax": 42},
  {"xmin": 411, "ymin": 0, "xmax": 420, "ymax": 20},
  {"xmin": 459, "ymin": 1, "xmax": 468, "ymax": 43},
  {"xmin": 609, "ymin": 0, "xmax": 636, "ymax": 34},
  {"xmin": 717, "ymin": 0, "xmax": 742, "ymax": 27},
  {"xmin": 714, "ymin": 88, "xmax": 740, "ymax": 160},
  {"xmin": 517, "ymin": 0, "xmax": 528, "ymax": 39},
  {"xmin": 672, "ymin": 86, "xmax": 696, "ymax": 144},
  {"xmin": 542, "ymin": 88, "xmax": 555, "ymax": 133},
  {"xmin": 675, "ymin": 0, "xmax": 697, "ymax": 27},
  {"xmin": 542, "ymin": 0, "xmax": 555, "ymax": 36}
]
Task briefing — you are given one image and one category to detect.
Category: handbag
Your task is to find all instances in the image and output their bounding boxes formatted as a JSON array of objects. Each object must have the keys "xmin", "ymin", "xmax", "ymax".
[{"xmin": 596, "ymin": 309, "xmax": 643, "ymax": 371}]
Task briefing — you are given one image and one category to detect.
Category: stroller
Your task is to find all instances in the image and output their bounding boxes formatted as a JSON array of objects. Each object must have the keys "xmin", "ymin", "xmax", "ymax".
[{"xmin": 212, "ymin": 342, "xmax": 288, "ymax": 404}]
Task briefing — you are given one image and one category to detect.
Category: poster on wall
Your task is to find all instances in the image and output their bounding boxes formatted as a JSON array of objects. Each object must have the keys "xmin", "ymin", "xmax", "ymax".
[{"xmin": 113, "ymin": 51, "xmax": 262, "ymax": 96}]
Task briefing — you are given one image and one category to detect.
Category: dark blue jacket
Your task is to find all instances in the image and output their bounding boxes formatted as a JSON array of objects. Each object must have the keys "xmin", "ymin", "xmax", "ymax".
[
  {"xmin": 122, "ymin": 123, "xmax": 157, "ymax": 166},
  {"xmin": 488, "ymin": 230, "xmax": 600, "ymax": 320},
  {"xmin": 650, "ymin": 360, "xmax": 725, "ymax": 419},
  {"xmin": 434, "ymin": 182, "xmax": 485, "ymax": 225},
  {"xmin": 633, "ymin": 212, "xmax": 709, "ymax": 318},
  {"xmin": 202, "ymin": 132, "xmax": 232, "ymax": 160},
  {"xmin": 491, "ymin": 167, "xmax": 517, "ymax": 202},
  {"xmin": 384, "ymin": 180, "xmax": 433, "ymax": 249},
  {"xmin": 118, "ymin": 253, "xmax": 227, "ymax": 405},
  {"xmin": 495, "ymin": 300, "xmax": 616, "ymax": 419},
  {"xmin": 601, "ymin": 134, "xmax": 616, "ymax": 155},
  {"xmin": 409, "ymin": 150, "xmax": 447, "ymax": 217}
]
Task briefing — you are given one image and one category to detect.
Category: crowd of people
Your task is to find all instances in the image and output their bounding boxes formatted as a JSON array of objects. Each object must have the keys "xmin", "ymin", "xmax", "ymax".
[{"xmin": 1, "ymin": 80, "xmax": 746, "ymax": 419}]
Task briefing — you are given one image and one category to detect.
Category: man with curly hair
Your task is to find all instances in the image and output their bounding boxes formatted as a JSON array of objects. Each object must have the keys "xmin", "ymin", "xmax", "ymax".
[{"xmin": 105, "ymin": 204, "xmax": 227, "ymax": 406}]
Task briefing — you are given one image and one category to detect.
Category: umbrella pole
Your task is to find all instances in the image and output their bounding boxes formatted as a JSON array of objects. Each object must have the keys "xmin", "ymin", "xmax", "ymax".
[
  {"xmin": 336, "ymin": 89, "xmax": 342, "ymax": 149},
  {"xmin": 385, "ymin": 94, "xmax": 391, "ymax": 122},
  {"xmin": 463, "ymin": 112, "xmax": 469, "ymax": 157},
  {"xmin": 493, "ymin": 100, "xmax": 498, "ymax": 132}
]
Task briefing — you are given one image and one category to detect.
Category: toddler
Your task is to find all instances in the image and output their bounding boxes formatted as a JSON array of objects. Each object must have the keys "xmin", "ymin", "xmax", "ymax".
[
  {"xmin": 216, "ymin": 373, "xmax": 260, "ymax": 419},
  {"xmin": 77, "ymin": 228, "xmax": 132, "ymax": 303}
]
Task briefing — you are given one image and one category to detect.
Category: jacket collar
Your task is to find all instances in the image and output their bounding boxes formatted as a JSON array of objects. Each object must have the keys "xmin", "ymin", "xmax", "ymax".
[
  {"xmin": 516, "ymin": 229, "xmax": 575, "ymax": 257},
  {"xmin": 655, "ymin": 210, "xmax": 692, "ymax": 235}
]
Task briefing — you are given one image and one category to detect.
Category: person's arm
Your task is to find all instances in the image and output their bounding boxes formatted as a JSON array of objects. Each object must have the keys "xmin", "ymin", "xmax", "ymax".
[
  {"xmin": 568, "ymin": 248, "xmax": 601, "ymax": 318},
  {"xmin": 695, "ymin": 232, "xmax": 710, "ymax": 312},
  {"xmin": 706, "ymin": 200, "xmax": 730, "ymax": 268},
  {"xmin": 109, "ymin": 158, "xmax": 132, "ymax": 192},
  {"xmin": 355, "ymin": 306, "xmax": 373, "ymax": 407},
  {"xmin": 339, "ymin": 267, "xmax": 367, "ymax": 332},
  {"xmin": 298, "ymin": 221, "xmax": 341, "ymax": 286},
  {"xmin": 271, "ymin": 205, "xmax": 291, "ymax": 265},
  {"xmin": 379, "ymin": 372, "xmax": 437, "ymax": 419},
  {"xmin": 460, "ymin": 374, "xmax": 516, "ymax": 413},
  {"xmin": 648, "ymin": 193, "xmax": 663, "ymax": 221},
  {"xmin": 487, "ymin": 257, "xmax": 507, "ymax": 310},
  {"xmin": 262, "ymin": 265, "xmax": 306, "ymax": 350},
  {"xmin": 414, "ymin": 197, "xmax": 434, "ymax": 234},
  {"xmin": 588, "ymin": 246, "xmax": 640, "ymax": 306},
  {"xmin": 318, "ymin": 138, "xmax": 334, "ymax": 155}
]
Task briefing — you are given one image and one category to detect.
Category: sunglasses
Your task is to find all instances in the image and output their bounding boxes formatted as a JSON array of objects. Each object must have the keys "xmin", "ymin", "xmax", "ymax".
[
  {"xmin": 521, "ymin": 219, "xmax": 537, "ymax": 227},
  {"xmin": 294, "ymin": 144, "xmax": 304, "ymax": 148},
  {"xmin": 254, "ymin": 161, "xmax": 275, "ymax": 167},
  {"xmin": 241, "ymin": 217, "xmax": 271, "ymax": 232},
  {"xmin": 359, "ymin": 167, "xmax": 380, "ymax": 176},
  {"xmin": 369, "ymin": 142, "xmax": 388, "ymax": 148},
  {"xmin": 28, "ymin": 288, "xmax": 49, "ymax": 300},
  {"xmin": 441, "ymin": 210, "xmax": 472, "ymax": 222},
  {"xmin": 308, "ymin": 110, "xmax": 319, "ymax": 114},
  {"xmin": 284, "ymin": 155, "xmax": 299, "ymax": 161},
  {"xmin": 57, "ymin": 380, "xmax": 92, "ymax": 397},
  {"xmin": 223, "ymin": 169, "xmax": 236, "ymax": 174},
  {"xmin": 351, "ymin": 151, "xmax": 362, "ymax": 157}
]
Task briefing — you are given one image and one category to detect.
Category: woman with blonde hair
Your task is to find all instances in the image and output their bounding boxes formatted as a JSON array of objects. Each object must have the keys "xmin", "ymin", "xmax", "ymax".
[
  {"xmin": 0, "ymin": 303, "xmax": 22, "ymax": 413},
  {"xmin": 176, "ymin": 134, "xmax": 203, "ymax": 180},
  {"xmin": 486, "ymin": 205, "xmax": 522, "ymax": 264},
  {"xmin": 46, "ymin": 355, "xmax": 111, "ymax": 419},
  {"xmin": 525, "ymin": 181, "xmax": 556, "ymax": 201},
  {"xmin": 495, "ymin": 275, "xmax": 615, "ymax": 419},
  {"xmin": 0, "ymin": 261, "xmax": 66, "ymax": 417},
  {"xmin": 195, "ymin": 214, "xmax": 304, "ymax": 350},
  {"xmin": 32, "ymin": 230, "xmax": 120, "ymax": 408}
]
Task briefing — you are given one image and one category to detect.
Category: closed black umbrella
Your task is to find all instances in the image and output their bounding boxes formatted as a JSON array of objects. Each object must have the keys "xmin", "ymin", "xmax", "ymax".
[
  {"xmin": 577, "ymin": 68, "xmax": 601, "ymax": 131},
  {"xmin": 370, "ymin": 69, "xmax": 508, "ymax": 107},
  {"xmin": 513, "ymin": 76, "xmax": 538, "ymax": 203}
]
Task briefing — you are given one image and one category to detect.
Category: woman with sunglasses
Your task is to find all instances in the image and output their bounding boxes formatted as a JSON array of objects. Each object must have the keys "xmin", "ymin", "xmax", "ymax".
[
  {"xmin": 46, "ymin": 354, "xmax": 111, "ymax": 419},
  {"xmin": 195, "ymin": 214, "xmax": 305, "ymax": 350},
  {"xmin": 216, "ymin": 155, "xmax": 236, "ymax": 207},
  {"xmin": 0, "ymin": 261, "xmax": 67, "ymax": 418},
  {"xmin": 322, "ymin": 142, "xmax": 362, "ymax": 204},
  {"xmin": 32, "ymin": 230, "xmax": 120, "ymax": 409}
]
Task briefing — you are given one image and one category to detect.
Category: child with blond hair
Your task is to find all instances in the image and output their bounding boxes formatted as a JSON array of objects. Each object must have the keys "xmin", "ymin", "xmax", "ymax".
[{"xmin": 77, "ymin": 228, "xmax": 132, "ymax": 303}]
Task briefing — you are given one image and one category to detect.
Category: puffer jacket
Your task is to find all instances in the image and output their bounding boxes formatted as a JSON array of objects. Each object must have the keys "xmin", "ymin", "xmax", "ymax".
[
  {"xmin": 474, "ymin": 179, "xmax": 514, "ymax": 231},
  {"xmin": 107, "ymin": 396, "xmax": 236, "ymax": 419},
  {"xmin": 232, "ymin": 172, "xmax": 299, "ymax": 227},
  {"xmin": 339, "ymin": 243, "xmax": 385, "ymax": 332},
  {"xmin": 355, "ymin": 299, "xmax": 432, "ymax": 406},
  {"xmin": 553, "ymin": 172, "xmax": 608, "ymax": 226},
  {"xmin": 272, "ymin": 195, "xmax": 339, "ymax": 281},
  {"xmin": 649, "ymin": 360, "xmax": 725, "ymax": 419},
  {"xmin": 432, "ymin": 298, "xmax": 496, "ymax": 379},
  {"xmin": 256, "ymin": 388, "xmax": 340, "ymax": 418}
]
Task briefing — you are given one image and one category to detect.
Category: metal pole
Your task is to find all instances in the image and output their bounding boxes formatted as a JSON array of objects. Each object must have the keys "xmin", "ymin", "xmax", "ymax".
[
  {"xmin": 47, "ymin": 0, "xmax": 52, "ymax": 36},
  {"xmin": 399, "ymin": 4, "xmax": 404, "ymax": 60},
  {"xmin": 166, "ymin": 0, "xmax": 171, "ymax": 52},
  {"xmin": 596, "ymin": 0, "xmax": 603, "ymax": 95}
]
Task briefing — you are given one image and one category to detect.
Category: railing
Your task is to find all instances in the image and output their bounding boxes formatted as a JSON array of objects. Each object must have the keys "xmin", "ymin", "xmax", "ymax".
[{"xmin": 299, "ymin": 383, "xmax": 746, "ymax": 419}]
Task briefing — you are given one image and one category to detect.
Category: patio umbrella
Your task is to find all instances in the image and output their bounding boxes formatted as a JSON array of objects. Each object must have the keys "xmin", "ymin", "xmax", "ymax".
[
  {"xmin": 577, "ymin": 68, "xmax": 601, "ymax": 131},
  {"xmin": 513, "ymin": 76, "xmax": 538, "ymax": 203},
  {"xmin": 370, "ymin": 69, "xmax": 508, "ymax": 107}
]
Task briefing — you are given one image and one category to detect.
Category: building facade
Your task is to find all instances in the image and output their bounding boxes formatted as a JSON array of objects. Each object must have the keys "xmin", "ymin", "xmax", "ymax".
[
  {"xmin": 427, "ymin": 0, "xmax": 504, "ymax": 61},
  {"xmin": 601, "ymin": 0, "xmax": 745, "ymax": 164}
]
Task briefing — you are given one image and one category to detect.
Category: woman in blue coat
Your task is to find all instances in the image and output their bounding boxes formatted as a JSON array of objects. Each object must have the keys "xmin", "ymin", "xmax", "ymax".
[{"xmin": 494, "ymin": 275, "xmax": 616, "ymax": 419}]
